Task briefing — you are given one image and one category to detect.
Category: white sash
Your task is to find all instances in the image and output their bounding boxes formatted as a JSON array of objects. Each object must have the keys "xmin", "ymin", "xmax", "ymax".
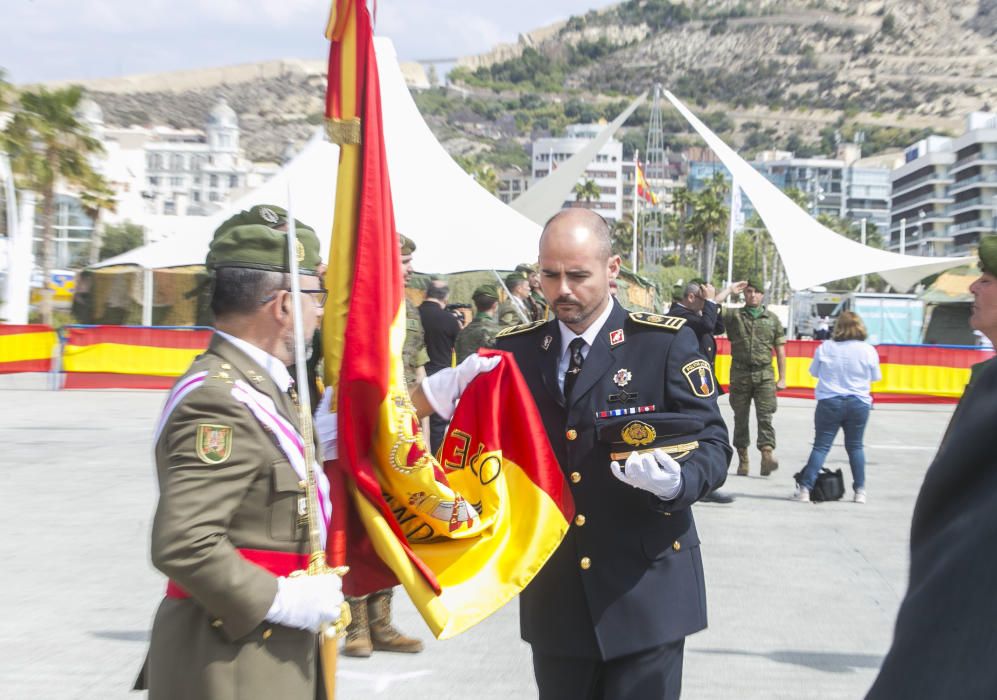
[{"xmin": 231, "ymin": 379, "xmax": 332, "ymax": 547}]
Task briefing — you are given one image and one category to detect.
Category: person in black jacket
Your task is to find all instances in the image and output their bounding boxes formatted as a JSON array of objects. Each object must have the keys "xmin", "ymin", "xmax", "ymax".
[
  {"xmin": 419, "ymin": 278, "xmax": 463, "ymax": 453},
  {"xmin": 496, "ymin": 209, "xmax": 731, "ymax": 700},
  {"xmin": 866, "ymin": 235, "xmax": 997, "ymax": 698},
  {"xmin": 668, "ymin": 279, "xmax": 747, "ymax": 504}
]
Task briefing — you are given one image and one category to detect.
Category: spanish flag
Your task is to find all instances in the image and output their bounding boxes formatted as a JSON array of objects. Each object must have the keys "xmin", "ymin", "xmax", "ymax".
[
  {"xmin": 636, "ymin": 162, "xmax": 659, "ymax": 205},
  {"xmin": 322, "ymin": 0, "xmax": 573, "ymax": 638}
]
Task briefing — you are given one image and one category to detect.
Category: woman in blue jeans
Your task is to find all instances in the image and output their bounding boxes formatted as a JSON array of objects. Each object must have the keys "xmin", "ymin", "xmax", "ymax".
[{"xmin": 793, "ymin": 311, "xmax": 881, "ymax": 503}]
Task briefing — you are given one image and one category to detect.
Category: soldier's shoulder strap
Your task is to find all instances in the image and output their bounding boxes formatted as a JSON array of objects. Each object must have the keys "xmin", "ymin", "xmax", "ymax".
[
  {"xmin": 628, "ymin": 311, "xmax": 687, "ymax": 332},
  {"xmin": 496, "ymin": 319, "xmax": 546, "ymax": 338}
]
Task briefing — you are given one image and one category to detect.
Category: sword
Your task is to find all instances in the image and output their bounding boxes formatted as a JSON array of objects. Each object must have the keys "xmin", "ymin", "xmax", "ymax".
[{"xmin": 286, "ymin": 189, "xmax": 350, "ymax": 698}]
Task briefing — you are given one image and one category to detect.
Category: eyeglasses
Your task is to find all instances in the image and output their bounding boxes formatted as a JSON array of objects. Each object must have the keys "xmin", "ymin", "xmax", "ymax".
[{"xmin": 261, "ymin": 289, "xmax": 328, "ymax": 307}]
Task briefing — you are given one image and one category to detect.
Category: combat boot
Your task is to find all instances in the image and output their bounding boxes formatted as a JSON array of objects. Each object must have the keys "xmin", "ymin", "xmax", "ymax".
[
  {"xmin": 368, "ymin": 589, "xmax": 424, "ymax": 653},
  {"xmin": 736, "ymin": 448, "xmax": 749, "ymax": 476},
  {"xmin": 760, "ymin": 446, "xmax": 779, "ymax": 476},
  {"xmin": 342, "ymin": 596, "xmax": 372, "ymax": 658}
]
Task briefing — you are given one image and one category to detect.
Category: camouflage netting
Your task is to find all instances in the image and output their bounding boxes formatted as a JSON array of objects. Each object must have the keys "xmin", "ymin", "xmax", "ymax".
[
  {"xmin": 73, "ymin": 265, "xmax": 660, "ymax": 327},
  {"xmin": 73, "ymin": 265, "xmax": 212, "ymax": 326}
]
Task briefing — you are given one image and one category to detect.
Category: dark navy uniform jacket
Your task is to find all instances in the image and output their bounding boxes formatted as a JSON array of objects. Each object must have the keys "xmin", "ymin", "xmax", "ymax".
[
  {"xmin": 668, "ymin": 300, "xmax": 724, "ymax": 367},
  {"xmin": 496, "ymin": 300, "xmax": 732, "ymax": 660}
]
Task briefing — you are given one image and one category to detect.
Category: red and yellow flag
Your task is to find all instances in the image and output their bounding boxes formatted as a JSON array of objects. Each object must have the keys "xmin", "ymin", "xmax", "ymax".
[
  {"xmin": 321, "ymin": 0, "xmax": 573, "ymax": 638},
  {"xmin": 636, "ymin": 162, "xmax": 659, "ymax": 205}
]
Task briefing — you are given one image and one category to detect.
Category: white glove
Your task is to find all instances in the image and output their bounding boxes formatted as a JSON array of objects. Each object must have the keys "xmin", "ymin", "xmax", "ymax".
[
  {"xmin": 313, "ymin": 387, "xmax": 338, "ymax": 460},
  {"xmin": 610, "ymin": 449, "xmax": 683, "ymax": 501},
  {"xmin": 421, "ymin": 354, "xmax": 501, "ymax": 420},
  {"xmin": 264, "ymin": 574, "xmax": 344, "ymax": 633}
]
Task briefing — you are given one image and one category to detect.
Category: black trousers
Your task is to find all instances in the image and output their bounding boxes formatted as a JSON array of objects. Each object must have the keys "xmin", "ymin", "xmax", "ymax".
[{"xmin": 532, "ymin": 639, "xmax": 685, "ymax": 700}]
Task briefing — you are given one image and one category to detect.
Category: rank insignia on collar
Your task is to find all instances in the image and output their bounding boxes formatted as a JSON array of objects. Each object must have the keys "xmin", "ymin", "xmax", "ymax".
[
  {"xmin": 609, "ymin": 328, "xmax": 625, "ymax": 346},
  {"xmin": 621, "ymin": 420, "xmax": 656, "ymax": 447},
  {"xmin": 542, "ymin": 335, "xmax": 553, "ymax": 351},
  {"xmin": 196, "ymin": 424, "xmax": 233, "ymax": 464},
  {"xmin": 613, "ymin": 368, "xmax": 632, "ymax": 387}
]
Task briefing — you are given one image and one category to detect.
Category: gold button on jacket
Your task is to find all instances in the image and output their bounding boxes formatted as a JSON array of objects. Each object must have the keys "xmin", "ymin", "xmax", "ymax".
[
  {"xmin": 574, "ymin": 514, "xmax": 586, "ymax": 526},
  {"xmin": 672, "ymin": 541, "xmax": 681, "ymax": 552},
  {"xmin": 570, "ymin": 471, "xmax": 582, "ymax": 484},
  {"xmin": 580, "ymin": 557, "xmax": 591, "ymax": 570},
  {"xmin": 566, "ymin": 429, "xmax": 578, "ymax": 441}
]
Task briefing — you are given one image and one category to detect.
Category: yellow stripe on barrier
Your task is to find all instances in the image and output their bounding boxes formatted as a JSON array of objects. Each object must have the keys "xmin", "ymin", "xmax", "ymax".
[
  {"xmin": 0, "ymin": 331, "xmax": 58, "ymax": 364},
  {"xmin": 62, "ymin": 342, "xmax": 203, "ymax": 377}
]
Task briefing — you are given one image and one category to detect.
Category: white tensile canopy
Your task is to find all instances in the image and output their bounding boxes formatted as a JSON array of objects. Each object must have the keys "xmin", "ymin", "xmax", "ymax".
[
  {"xmin": 93, "ymin": 39, "xmax": 544, "ymax": 274},
  {"xmin": 662, "ymin": 90, "xmax": 973, "ymax": 292}
]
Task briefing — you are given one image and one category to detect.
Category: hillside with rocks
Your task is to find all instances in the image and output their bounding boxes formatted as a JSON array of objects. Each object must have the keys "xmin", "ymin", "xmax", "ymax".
[{"xmin": 48, "ymin": 0, "xmax": 997, "ymax": 166}]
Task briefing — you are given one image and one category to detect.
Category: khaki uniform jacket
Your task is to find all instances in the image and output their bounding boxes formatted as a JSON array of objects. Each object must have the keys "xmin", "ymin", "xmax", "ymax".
[
  {"xmin": 139, "ymin": 334, "xmax": 319, "ymax": 700},
  {"xmin": 723, "ymin": 306, "xmax": 786, "ymax": 371},
  {"xmin": 455, "ymin": 313, "xmax": 501, "ymax": 362},
  {"xmin": 498, "ymin": 297, "xmax": 531, "ymax": 327}
]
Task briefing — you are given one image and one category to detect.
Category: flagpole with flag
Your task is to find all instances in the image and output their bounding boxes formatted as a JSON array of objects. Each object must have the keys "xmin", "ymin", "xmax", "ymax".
[
  {"xmin": 321, "ymin": 0, "xmax": 573, "ymax": 641},
  {"xmin": 632, "ymin": 149, "xmax": 640, "ymax": 272}
]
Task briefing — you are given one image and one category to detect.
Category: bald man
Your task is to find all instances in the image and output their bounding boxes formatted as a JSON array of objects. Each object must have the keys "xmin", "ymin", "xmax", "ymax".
[{"xmin": 496, "ymin": 209, "xmax": 731, "ymax": 699}]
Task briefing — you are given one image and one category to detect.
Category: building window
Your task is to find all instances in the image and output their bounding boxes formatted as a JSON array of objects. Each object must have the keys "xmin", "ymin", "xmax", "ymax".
[
  {"xmin": 193, "ymin": 191, "xmax": 201, "ymax": 203},
  {"xmin": 148, "ymin": 176, "xmax": 160, "ymax": 187},
  {"xmin": 171, "ymin": 154, "xmax": 184, "ymax": 171},
  {"xmin": 163, "ymin": 201, "xmax": 176, "ymax": 215},
  {"xmin": 210, "ymin": 174, "xmax": 218, "ymax": 188},
  {"xmin": 229, "ymin": 174, "xmax": 239, "ymax": 188},
  {"xmin": 209, "ymin": 192, "xmax": 219, "ymax": 202},
  {"xmin": 171, "ymin": 176, "xmax": 183, "ymax": 188}
]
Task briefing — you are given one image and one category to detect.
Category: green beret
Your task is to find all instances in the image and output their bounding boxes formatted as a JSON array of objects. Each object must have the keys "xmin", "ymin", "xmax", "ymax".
[
  {"xmin": 472, "ymin": 284, "xmax": 499, "ymax": 301},
  {"xmin": 515, "ymin": 263, "xmax": 537, "ymax": 274},
  {"xmin": 671, "ymin": 283, "xmax": 684, "ymax": 302},
  {"xmin": 399, "ymin": 234, "xmax": 416, "ymax": 255},
  {"xmin": 980, "ymin": 235, "xmax": 997, "ymax": 275},
  {"xmin": 505, "ymin": 272, "xmax": 528, "ymax": 286},
  {"xmin": 744, "ymin": 280, "xmax": 764, "ymax": 293},
  {"xmin": 207, "ymin": 205, "xmax": 320, "ymax": 274}
]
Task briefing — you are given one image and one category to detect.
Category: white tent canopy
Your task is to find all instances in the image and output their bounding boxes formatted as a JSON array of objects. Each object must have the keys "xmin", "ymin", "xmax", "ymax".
[
  {"xmin": 663, "ymin": 90, "xmax": 973, "ymax": 292},
  {"xmin": 95, "ymin": 38, "xmax": 543, "ymax": 273}
]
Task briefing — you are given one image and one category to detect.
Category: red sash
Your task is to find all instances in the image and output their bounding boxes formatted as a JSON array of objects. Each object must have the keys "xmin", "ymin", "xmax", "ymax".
[{"xmin": 165, "ymin": 548, "xmax": 310, "ymax": 599}]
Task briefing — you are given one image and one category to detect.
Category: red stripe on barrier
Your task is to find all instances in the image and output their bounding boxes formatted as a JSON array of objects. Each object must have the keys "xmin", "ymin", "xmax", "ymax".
[
  {"xmin": 66, "ymin": 326, "xmax": 213, "ymax": 350},
  {"xmin": 0, "ymin": 324, "xmax": 54, "ymax": 336},
  {"xmin": 716, "ymin": 338, "xmax": 993, "ymax": 369},
  {"xmin": 0, "ymin": 358, "xmax": 52, "ymax": 374},
  {"xmin": 721, "ymin": 385, "xmax": 961, "ymax": 405},
  {"xmin": 63, "ymin": 373, "xmax": 178, "ymax": 390}
]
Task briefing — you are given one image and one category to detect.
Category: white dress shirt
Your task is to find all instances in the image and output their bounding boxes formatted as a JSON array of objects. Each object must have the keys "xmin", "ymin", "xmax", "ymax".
[{"xmin": 557, "ymin": 298, "xmax": 614, "ymax": 393}]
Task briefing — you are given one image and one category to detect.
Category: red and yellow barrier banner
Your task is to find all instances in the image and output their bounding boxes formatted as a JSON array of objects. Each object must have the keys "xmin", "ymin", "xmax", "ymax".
[
  {"xmin": 62, "ymin": 326, "xmax": 212, "ymax": 389},
  {"xmin": 715, "ymin": 339, "xmax": 995, "ymax": 403},
  {"xmin": 0, "ymin": 324, "xmax": 56, "ymax": 373}
]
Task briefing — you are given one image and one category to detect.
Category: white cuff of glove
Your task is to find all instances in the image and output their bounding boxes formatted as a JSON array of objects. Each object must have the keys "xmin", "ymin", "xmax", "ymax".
[
  {"xmin": 313, "ymin": 387, "xmax": 338, "ymax": 460},
  {"xmin": 421, "ymin": 354, "xmax": 500, "ymax": 420},
  {"xmin": 609, "ymin": 449, "xmax": 683, "ymax": 501},
  {"xmin": 264, "ymin": 574, "xmax": 344, "ymax": 633}
]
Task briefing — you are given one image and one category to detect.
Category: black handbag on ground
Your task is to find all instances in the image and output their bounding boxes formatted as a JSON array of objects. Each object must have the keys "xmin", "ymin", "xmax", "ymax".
[{"xmin": 809, "ymin": 468, "xmax": 845, "ymax": 502}]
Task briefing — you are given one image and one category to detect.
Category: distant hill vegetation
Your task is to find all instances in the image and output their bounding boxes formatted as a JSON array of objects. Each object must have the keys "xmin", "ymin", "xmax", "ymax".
[{"xmin": 72, "ymin": 0, "xmax": 994, "ymax": 170}]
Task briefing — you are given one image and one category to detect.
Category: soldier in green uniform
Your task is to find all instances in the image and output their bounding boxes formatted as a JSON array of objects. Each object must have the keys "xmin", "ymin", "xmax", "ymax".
[
  {"xmin": 498, "ymin": 271, "xmax": 532, "ymax": 327},
  {"xmin": 138, "ymin": 205, "xmax": 344, "ymax": 699},
  {"xmin": 342, "ymin": 233, "xmax": 425, "ymax": 658},
  {"xmin": 723, "ymin": 280, "xmax": 787, "ymax": 476},
  {"xmin": 516, "ymin": 262, "xmax": 549, "ymax": 321},
  {"xmin": 455, "ymin": 284, "xmax": 502, "ymax": 362},
  {"xmin": 400, "ymin": 234, "xmax": 430, "ymax": 387}
]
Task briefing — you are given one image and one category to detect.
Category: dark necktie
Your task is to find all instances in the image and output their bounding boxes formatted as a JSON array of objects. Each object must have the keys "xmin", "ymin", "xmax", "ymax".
[{"xmin": 563, "ymin": 337, "xmax": 587, "ymax": 401}]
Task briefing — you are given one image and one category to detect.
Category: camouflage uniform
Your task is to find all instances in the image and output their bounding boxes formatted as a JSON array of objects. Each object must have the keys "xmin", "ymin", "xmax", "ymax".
[
  {"xmin": 455, "ymin": 312, "xmax": 502, "ymax": 363},
  {"xmin": 403, "ymin": 297, "xmax": 429, "ymax": 387},
  {"xmin": 527, "ymin": 291, "xmax": 549, "ymax": 322},
  {"xmin": 723, "ymin": 305, "xmax": 786, "ymax": 450}
]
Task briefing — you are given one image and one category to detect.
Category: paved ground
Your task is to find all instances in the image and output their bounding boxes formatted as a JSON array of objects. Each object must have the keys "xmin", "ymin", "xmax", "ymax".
[{"xmin": 0, "ymin": 374, "xmax": 954, "ymax": 699}]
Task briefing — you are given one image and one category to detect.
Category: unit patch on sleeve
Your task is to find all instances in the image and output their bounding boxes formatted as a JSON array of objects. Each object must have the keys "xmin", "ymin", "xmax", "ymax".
[
  {"xmin": 682, "ymin": 359, "xmax": 716, "ymax": 398},
  {"xmin": 196, "ymin": 424, "xmax": 233, "ymax": 464}
]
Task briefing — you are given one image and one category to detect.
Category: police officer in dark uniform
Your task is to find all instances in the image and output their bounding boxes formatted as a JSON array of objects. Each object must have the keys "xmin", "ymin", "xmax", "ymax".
[{"xmin": 496, "ymin": 209, "xmax": 731, "ymax": 700}]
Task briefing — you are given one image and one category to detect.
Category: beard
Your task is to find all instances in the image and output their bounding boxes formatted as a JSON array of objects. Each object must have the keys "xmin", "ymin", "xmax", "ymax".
[{"xmin": 553, "ymin": 296, "xmax": 597, "ymax": 326}]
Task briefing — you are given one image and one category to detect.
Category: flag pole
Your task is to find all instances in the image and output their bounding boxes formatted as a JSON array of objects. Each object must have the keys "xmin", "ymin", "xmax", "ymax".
[
  {"xmin": 726, "ymin": 176, "xmax": 737, "ymax": 287},
  {"xmin": 633, "ymin": 149, "xmax": 640, "ymax": 273}
]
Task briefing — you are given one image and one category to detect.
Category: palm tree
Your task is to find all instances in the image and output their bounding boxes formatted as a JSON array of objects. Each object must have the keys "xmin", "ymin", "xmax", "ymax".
[
  {"xmin": 671, "ymin": 187, "xmax": 691, "ymax": 266},
  {"xmin": 610, "ymin": 215, "xmax": 634, "ymax": 260},
  {"xmin": 79, "ymin": 173, "xmax": 118, "ymax": 264},
  {"xmin": 690, "ymin": 173, "xmax": 730, "ymax": 280},
  {"xmin": 573, "ymin": 178, "xmax": 601, "ymax": 203},
  {"xmin": 3, "ymin": 86, "xmax": 106, "ymax": 323},
  {"xmin": 0, "ymin": 69, "xmax": 11, "ymax": 113},
  {"xmin": 474, "ymin": 164, "xmax": 499, "ymax": 195}
]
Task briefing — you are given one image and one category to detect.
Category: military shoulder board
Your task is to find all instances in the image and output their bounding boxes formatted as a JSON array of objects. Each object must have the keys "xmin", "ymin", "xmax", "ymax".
[
  {"xmin": 628, "ymin": 312, "xmax": 686, "ymax": 331},
  {"xmin": 496, "ymin": 320, "xmax": 546, "ymax": 338}
]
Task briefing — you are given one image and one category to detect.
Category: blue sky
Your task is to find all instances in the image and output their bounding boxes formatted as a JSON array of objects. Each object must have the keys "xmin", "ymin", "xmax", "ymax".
[{"xmin": 5, "ymin": 0, "xmax": 619, "ymax": 84}]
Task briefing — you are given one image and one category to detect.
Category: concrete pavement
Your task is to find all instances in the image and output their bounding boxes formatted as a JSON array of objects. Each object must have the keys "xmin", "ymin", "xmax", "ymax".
[{"xmin": 0, "ymin": 377, "xmax": 953, "ymax": 699}]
